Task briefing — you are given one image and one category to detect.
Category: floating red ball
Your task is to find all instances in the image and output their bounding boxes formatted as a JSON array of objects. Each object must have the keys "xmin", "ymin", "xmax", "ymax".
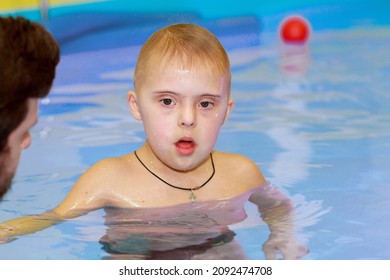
[{"xmin": 280, "ymin": 16, "xmax": 310, "ymax": 44}]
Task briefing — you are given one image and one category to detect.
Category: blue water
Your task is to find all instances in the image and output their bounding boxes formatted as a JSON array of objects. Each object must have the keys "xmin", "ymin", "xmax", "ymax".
[{"xmin": 1, "ymin": 3, "xmax": 390, "ymax": 259}]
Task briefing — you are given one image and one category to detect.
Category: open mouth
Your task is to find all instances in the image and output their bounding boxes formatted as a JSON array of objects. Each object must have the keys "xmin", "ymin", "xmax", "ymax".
[{"xmin": 175, "ymin": 138, "xmax": 196, "ymax": 155}]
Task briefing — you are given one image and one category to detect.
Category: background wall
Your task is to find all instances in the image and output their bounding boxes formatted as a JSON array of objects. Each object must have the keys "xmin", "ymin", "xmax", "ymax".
[
  {"xmin": 1, "ymin": 0, "xmax": 389, "ymax": 29},
  {"xmin": 0, "ymin": 0, "xmax": 94, "ymax": 12}
]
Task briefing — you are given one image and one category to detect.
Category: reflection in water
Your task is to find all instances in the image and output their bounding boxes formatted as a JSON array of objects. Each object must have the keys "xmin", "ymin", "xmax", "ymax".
[
  {"xmin": 280, "ymin": 43, "xmax": 310, "ymax": 76},
  {"xmin": 265, "ymin": 39, "xmax": 331, "ymax": 249},
  {"xmin": 99, "ymin": 189, "xmax": 252, "ymax": 259},
  {"xmin": 267, "ymin": 39, "xmax": 313, "ymax": 188},
  {"xmin": 96, "ymin": 184, "xmax": 307, "ymax": 260}
]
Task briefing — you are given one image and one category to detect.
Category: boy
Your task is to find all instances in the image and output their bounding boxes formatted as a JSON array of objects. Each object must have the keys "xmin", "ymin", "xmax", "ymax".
[{"xmin": 0, "ymin": 23, "xmax": 306, "ymax": 259}]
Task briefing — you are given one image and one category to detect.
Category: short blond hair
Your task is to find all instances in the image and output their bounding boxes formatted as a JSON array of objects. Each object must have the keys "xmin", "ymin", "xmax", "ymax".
[{"xmin": 134, "ymin": 23, "xmax": 231, "ymax": 93}]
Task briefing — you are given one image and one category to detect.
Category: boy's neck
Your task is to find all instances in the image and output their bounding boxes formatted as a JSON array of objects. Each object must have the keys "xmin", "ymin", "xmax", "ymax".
[{"xmin": 136, "ymin": 141, "xmax": 214, "ymax": 186}]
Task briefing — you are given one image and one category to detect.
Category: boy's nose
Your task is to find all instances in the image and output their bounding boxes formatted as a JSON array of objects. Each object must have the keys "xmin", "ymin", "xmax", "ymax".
[{"xmin": 179, "ymin": 106, "xmax": 196, "ymax": 127}]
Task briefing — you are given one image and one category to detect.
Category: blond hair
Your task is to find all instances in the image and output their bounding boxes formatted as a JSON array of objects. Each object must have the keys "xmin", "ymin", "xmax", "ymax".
[{"xmin": 134, "ymin": 23, "xmax": 231, "ymax": 93}]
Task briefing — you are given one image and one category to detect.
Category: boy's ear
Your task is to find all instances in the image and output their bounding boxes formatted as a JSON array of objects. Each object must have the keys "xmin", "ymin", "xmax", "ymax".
[
  {"xmin": 127, "ymin": 91, "xmax": 142, "ymax": 120},
  {"xmin": 222, "ymin": 98, "xmax": 235, "ymax": 124}
]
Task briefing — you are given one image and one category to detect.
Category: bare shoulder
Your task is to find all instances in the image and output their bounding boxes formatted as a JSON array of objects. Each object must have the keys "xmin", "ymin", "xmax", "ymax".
[
  {"xmin": 72, "ymin": 156, "xmax": 130, "ymax": 188},
  {"xmin": 213, "ymin": 151, "xmax": 266, "ymax": 188},
  {"xmin": 53, "ymin": 154, "xmax": 136, "ymax": 217},
  {"xmin": 87, "ymin": 155, "xmax": 134, "ymax": 177},
  {"xmin": 74, "ymin": 154, "xmax": 140, "ymax": 195}
]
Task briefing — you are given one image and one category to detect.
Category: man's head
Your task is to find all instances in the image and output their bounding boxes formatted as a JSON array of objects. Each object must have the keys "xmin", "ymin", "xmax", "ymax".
[{"xmin": 0, "ymin": 16, "xmax": 60, "ymax": 199}]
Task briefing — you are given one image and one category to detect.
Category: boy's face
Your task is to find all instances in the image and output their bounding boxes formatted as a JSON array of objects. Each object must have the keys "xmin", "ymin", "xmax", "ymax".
[
  {"xmin": 0, "ymin": 98, "xmax": 37, "ymax": 199},
  {"xmin": 129, "ymin": 61, "xmax": 234, "ymax": 171}
]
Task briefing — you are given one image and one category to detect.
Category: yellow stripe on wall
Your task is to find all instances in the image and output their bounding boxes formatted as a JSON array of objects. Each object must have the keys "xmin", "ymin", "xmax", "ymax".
[{"xmin": 0, "ymin": 0, "xmax": 96, "ymax": 11}]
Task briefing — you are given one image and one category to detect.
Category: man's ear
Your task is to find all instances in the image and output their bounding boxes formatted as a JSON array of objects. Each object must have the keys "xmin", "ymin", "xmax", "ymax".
[{"xmin": 127, "ymin": 91, "xmax": 142, "ymax": 120}]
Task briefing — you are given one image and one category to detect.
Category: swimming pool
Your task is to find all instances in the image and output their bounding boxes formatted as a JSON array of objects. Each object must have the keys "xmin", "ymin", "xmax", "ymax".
[{"xmin": 1, "ymin": 1, "xmax": 390, "ymax": 260}]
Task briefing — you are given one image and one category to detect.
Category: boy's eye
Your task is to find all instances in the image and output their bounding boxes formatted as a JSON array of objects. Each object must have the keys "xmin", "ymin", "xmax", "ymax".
[
  {"xmin": 161, "ymin": 99, "xmax": 174, "ymax": 106},
  {"xmin": 200, "ymin": 101, "xmax": 213, "ymax": 108}
]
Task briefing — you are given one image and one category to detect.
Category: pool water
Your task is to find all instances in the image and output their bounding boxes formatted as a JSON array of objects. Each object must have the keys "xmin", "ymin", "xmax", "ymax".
[{"xmin": 1, "ymin": 12, "xmax": 390, "ymax": 259}]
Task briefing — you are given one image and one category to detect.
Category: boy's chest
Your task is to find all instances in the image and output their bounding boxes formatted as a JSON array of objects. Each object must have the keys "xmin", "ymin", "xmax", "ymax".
[{"xmin": 109, "ymin": 160, "xmax": 253, "ymax": 208}]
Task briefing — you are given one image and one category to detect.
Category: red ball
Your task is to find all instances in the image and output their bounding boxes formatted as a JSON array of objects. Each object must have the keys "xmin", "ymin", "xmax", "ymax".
[{"xmin": 280, "ymin": 16, "xmax": 310, "ymax": 43}]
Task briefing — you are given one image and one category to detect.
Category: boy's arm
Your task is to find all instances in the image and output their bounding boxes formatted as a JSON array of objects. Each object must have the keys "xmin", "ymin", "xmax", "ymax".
[
  {"xmin": 239, "ymin": 154, "xmax": 307, "ymax": 259},
  {"xmin": 0, "ymin": 159, "xmax": 112, "ymax": 242},
  {"xmin": 249, "ymin": 184, "xmax": 308, "ymax": 259},
  {"xmin": 0, "ymin": 211, "xmax": 64, "ymax": 242}
]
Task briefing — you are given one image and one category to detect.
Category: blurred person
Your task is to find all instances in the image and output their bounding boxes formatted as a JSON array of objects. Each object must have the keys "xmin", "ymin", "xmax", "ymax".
[{"xmin": 0, "ymin": 16, "xmax": 60, "ymax": 200}]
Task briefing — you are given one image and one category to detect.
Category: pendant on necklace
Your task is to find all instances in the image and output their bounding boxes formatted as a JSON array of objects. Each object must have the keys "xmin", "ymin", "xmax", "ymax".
[{"xmin": 190, "ymin": 189, "xmax": 196, "ymax": 203}]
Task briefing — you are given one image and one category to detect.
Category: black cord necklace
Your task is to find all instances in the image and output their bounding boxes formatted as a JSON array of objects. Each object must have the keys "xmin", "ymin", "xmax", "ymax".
[{"xmin": 134, "ymin": 151, "xmax": 215, "ymax": 202}]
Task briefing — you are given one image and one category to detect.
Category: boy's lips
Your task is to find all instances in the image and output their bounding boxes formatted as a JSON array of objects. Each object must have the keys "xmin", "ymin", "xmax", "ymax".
[{"xmin": 175, "ymin": 137, "xmax": 196, "ymax": 155}]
